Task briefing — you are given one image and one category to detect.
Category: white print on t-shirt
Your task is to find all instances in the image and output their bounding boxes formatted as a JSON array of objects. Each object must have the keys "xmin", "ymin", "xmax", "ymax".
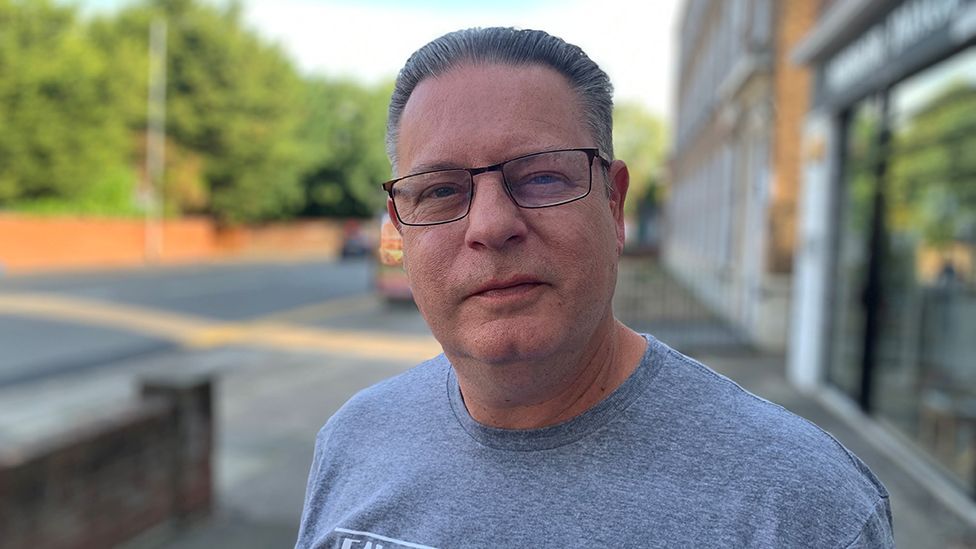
[{"xmin": 334, "ymin": 527, "xmax": 439, "ymax": 549}]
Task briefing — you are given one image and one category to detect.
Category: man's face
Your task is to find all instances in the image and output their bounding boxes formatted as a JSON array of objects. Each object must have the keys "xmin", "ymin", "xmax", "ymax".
[{"xmin": 393, "ymin": 63, "xmax": 628, "ymax": 366}]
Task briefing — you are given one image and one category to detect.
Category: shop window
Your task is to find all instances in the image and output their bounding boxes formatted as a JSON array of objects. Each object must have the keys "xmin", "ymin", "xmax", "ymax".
[
  {"xmin": 876, "ymin": 47, "xmax": 976, "ymax": 492},
  {"xmin": 833, "ymin": 46, "xmax": 976, "ymax": 495}
]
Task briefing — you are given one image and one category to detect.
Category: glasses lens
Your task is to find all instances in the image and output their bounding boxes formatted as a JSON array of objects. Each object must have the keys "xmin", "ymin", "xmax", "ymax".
[
  {"xmin": 503, "ymin": 150, "xmax": 591, "ymax": 207},
  {"xmin": 392, "ymin": 170, "xmax": 472, "ymax": 225}
]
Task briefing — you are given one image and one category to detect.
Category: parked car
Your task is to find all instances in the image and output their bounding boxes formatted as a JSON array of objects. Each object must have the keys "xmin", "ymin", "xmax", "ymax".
[{"xmin": 340, "ymin": 220, "xmax": 371, "ymax": 259}]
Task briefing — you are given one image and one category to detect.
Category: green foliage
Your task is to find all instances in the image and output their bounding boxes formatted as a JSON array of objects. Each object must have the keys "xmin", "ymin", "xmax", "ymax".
[
  {"xmin": 890, "ymin": 81, "xmax": 976, "ymax": 248},
  {"xmin": 104, "ymin": 0, "xmax": 309, "ymax": 224},
  {"xmin": 0, "ymin": 0, "xmax": 396, "ymax": 223},
  {"xmin": 297, "ymin": 78, "xmax": 392, "ymax": 218},
  {"xmin": 612, "ymin": 101, "xmax": 668, "ymax": 215},
  {"xmin": 0, "ymin": 0, "xmax": 134, "ymax": 211},
  {"xmin": 846, "ymin": 101, "xmax": 883, "ymax": 237},
  {"xmin": 11, "ymin": 164, "xmax": 143, "ymax": 216}
]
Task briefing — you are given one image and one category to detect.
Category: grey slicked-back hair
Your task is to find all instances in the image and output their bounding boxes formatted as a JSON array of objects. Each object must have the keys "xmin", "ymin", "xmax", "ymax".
[{"xmin": 386, "ymin": 27, "xmax": 615, "ymax": 174}]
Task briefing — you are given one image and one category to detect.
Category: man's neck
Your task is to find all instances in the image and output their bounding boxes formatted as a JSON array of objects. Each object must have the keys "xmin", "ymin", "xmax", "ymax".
[{"xmin": 452, "ymin": 320, "xmax": 647, "ymax": 430}]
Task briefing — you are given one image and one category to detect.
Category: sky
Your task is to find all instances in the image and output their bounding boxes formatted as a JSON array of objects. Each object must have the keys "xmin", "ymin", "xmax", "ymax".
[
  {"xmin": 243, "ymin": 0, "xmax": 680, "ymax": 118},
  {"xmin": 75, "ymin": 0, "xmax": 681, "ymax": 119}
]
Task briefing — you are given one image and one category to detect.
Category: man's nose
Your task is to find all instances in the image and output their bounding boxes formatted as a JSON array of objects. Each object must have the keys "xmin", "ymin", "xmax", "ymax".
[{"xmin": 463, "ymin": 172, "xmax": 527, "ymax": 250}]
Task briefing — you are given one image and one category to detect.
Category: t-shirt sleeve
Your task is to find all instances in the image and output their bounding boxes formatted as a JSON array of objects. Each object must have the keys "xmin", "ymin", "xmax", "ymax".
[{"xmin": 844, "ymin": 496, "xmax": 895, "ymax": 549}]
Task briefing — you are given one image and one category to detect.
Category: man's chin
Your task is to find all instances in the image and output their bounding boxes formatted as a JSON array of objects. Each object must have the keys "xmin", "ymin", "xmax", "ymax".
[{"xmin": 446, "ymin": 327, "xmax": 563, "ymax": 367}]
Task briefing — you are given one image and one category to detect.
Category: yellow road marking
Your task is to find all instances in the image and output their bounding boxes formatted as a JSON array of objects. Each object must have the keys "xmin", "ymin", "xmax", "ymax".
[
  {"xmin": 253, "ymin": 294, "xmax": 376, "ymax": 324},
  {"xmin": 0, "ymin": 293, "xmax": 216, "ymax": 340},
  {"xmin": 243, "ymin": 322, "xmax": 441, "ymax": 362},
  {"xmin": 0, "ymin": 293, "xmax": 441, "ymax": 362},
  {"xmin": 183, "ymin": 324, "xmax": 250, "ymax": 348}
]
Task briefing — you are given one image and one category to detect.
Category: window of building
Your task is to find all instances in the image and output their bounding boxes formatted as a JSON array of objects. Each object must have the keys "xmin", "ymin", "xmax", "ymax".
[
  {"xmin": 831, "ymin": 46, "xmax": 976, "ymax": 494},
  {"xmin": 876, "ymin": 46, "xmax": 976, "ymax": 492}
]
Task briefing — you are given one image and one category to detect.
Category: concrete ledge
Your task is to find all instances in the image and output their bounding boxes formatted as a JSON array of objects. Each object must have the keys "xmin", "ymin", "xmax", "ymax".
[{"xmin": 0, "ymin": 374, "xmax": 214, "ymax": 549}]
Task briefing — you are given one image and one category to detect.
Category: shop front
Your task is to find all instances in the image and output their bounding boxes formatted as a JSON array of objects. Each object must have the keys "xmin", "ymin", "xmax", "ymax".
[{"xmin": 792, "ymin": 0, "xmax": 976, "ymax": 497}]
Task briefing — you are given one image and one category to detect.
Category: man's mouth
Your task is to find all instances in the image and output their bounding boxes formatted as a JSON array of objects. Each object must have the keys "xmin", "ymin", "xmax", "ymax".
[{"xmin": 470, "ymin": 277, "xmax": 546, "ymax": 299}]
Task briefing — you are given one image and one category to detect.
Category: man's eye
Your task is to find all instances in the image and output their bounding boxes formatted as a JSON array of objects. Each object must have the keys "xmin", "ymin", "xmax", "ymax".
[
  {"xmin": 516, "ymin": 173, "xmax": 571, "ymax": 187},
  {"xmin": 528, "ymin": 174, "xmax": 561, "ymax": 185},
  {"xmin": 421, "ymin": 184, "xmax": 461, "ymax": 199}
]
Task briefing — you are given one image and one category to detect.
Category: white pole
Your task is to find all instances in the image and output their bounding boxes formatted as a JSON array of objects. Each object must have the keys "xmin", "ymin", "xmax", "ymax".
[{"xmin": 146, "ymin": 18, "xmax": 167, "ymax": 262}]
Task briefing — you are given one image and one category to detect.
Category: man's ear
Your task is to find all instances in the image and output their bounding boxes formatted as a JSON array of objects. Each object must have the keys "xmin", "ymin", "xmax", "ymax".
[{"xmin": 608, "ymin": 160, "xmax": 630, "ymax": 253}]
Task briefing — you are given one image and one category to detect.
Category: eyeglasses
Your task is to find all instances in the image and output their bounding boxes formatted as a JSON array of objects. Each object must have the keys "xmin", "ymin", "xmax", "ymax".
[{"xmin": 382, "ymin": 147, "xmax": 611, "ymax": 226}]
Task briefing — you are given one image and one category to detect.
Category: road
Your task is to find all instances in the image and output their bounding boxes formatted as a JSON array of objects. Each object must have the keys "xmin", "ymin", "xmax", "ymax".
[{"xmin": 0, "ymin": 258, "xmax": 397, "ymax": 385}]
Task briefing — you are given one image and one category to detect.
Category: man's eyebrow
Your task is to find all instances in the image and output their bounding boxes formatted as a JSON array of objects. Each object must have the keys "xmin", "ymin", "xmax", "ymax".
[{"xmin": 406, "ymin": 161, "xmax": 465, "ymax": 175}]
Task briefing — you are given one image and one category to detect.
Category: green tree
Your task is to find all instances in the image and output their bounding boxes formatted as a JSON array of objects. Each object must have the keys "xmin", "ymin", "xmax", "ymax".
[
  {"xmin": 105, "ymin": 0, "xmax": 308, "ymax": 224},
  {"xmin": 612, "ymin": 101, "xmax": 668, "ymax": 215},
  {"xmin": 0, "ymin": 0, "xmax": 135, "ymax": 214},
  {"xmin": 296, "ymin": 78, "xmax": 392, "ymax": 218},
  {"xmin": 889, "ymin": 81, "xmax": 976, "ymax": 248}
]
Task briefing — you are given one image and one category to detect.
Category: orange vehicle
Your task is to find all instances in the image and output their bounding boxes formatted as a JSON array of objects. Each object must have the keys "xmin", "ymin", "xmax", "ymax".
[{"xmin": 375, "ymin": 213, "xmax": 413, "ymax": 302}]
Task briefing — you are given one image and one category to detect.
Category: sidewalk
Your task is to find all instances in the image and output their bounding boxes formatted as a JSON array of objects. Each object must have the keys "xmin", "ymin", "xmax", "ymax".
[{"xmin": 137, "ymin": 345, "xmax": 421, "ymax": 549}]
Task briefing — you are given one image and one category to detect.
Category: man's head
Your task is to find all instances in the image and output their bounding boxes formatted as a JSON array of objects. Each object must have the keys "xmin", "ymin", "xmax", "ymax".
[
  {"xmin": 386, "ymin": 27, "xmax": 615, "ymax": 174},
  {"xmin": 385, "ymin": 28, "xmax": 630, "ymax": 385}
]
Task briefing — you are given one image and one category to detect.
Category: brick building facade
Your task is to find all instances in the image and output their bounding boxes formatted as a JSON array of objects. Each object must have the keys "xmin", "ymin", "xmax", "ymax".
[{"xmin": 666, "ymin": 0, "xmax": 816, "ymax": 350}]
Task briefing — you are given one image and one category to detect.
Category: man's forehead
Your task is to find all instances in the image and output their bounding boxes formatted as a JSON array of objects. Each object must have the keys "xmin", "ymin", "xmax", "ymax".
[
  {"xmin": 403, "ymin": 62, "xmax": 573, "ymax": 118},
  {"xmin": 396, "ymin": 62, "xmax": 590, "ymax": 173}
]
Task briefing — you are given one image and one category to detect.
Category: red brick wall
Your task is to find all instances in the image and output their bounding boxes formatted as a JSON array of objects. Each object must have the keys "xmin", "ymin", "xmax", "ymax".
[
  {"xmin": 769, "ymin": 0, "xmax": 817, "ymax": 273},
  {"xmin": 0, "ymin": 216, "xmax": 215, "ymax": 272},
  {"xmin": 0, "ymin": 215, "xmax": 353, "ymax": 273}
]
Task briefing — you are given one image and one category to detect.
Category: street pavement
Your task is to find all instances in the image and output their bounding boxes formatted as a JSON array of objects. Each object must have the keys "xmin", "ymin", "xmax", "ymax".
[
  {"xmin": 0, "ymin": 258, "xmax": 375, "ymax": 386},
  {"xmin": 3, "ymin": 258, "xmax": 975, "ymax": 547}
]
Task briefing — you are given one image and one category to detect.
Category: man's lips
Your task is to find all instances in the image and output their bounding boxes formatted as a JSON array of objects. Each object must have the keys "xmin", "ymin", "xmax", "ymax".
[{"xmin": 469, "ymin": 277, "xmax": 546, "ymax": 298}]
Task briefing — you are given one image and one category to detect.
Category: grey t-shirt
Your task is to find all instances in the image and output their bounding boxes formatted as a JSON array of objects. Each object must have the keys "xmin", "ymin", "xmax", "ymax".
[{"xmin": 297, "ymin": 335, "xmax": 894, "ymax": 548}]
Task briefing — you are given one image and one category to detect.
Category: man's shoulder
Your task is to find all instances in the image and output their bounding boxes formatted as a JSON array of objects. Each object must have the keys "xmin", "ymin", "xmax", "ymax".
[
  {"xmin": 639, "ymin": 341, "xmax": 892, "ymax": 545},
  {"xmin": 647, "ymin": 340, "xmax": 889, "ymax": 501}
]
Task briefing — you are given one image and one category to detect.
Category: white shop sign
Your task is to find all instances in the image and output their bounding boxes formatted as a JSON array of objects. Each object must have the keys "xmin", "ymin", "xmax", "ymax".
[{"xmin": 825, "ymin": 0, "xmax": 972, "ymax": 96}]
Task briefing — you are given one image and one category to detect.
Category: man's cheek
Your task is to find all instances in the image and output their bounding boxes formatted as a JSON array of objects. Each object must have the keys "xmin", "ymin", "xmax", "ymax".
[
  {"xmin": 402, "ymin": 244, "xmax": 448, "ymax": 290},
  {"xmin": 399, "ymin": 232, "xmax": 420, "ymax": 275}
]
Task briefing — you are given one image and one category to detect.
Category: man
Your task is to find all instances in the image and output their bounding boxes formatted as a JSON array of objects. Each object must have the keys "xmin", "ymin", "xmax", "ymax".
[{"xmin": 297, "ymin": 27, "xmax": 894, "ymax": 548}]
